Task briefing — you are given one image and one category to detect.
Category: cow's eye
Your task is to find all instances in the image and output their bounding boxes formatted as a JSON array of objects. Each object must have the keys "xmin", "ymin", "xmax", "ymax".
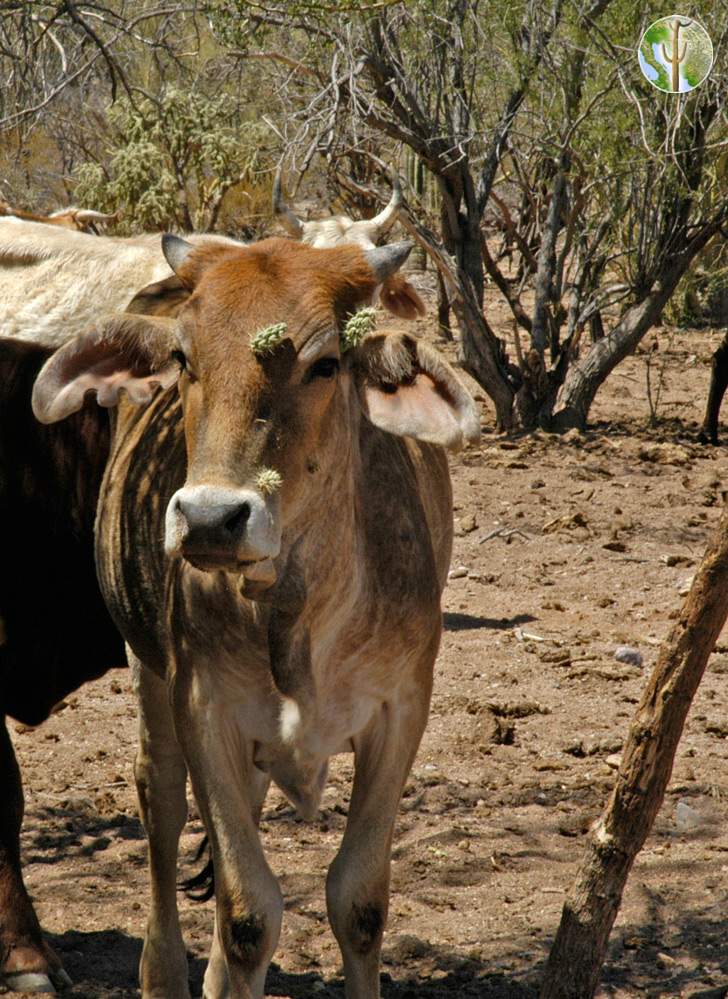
[
  {"xmin": 172, "ymin": 349, "xmax": 197, "ymax": 382},
  {"xmin": 306, "ymin": 357, "xmax": 339, "ymax": 382}
]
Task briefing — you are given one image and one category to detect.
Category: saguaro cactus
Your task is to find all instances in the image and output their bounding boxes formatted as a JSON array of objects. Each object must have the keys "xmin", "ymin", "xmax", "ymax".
[{"xmin": 661, "ymin": 18, "xmax": 691, "ymax": 92}]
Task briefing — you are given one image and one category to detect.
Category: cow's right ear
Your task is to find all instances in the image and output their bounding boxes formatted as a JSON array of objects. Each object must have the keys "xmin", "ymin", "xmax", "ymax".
[{"xmin": 32, "ymin": 314, "xmax": 180, "ymax": 424}]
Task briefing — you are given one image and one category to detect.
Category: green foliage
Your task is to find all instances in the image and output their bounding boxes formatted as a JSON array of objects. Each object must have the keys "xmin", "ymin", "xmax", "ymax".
[{"xmin": 74, "ymin": 88, "xmax": 267, "ymax": 231}]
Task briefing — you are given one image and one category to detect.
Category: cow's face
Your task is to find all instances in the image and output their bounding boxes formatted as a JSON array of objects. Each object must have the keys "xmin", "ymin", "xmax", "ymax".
[
  {"xmin": 160, "ymin": 237, "xmax": 391, "ymax": 575},
  {"xmin": 32, "ymin": 237, "xmax": 479, "ymax": 584}
]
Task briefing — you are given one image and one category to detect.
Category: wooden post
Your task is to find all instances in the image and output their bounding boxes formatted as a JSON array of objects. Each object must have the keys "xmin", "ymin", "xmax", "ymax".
[{"xmin": 540, "ymin": 503, "xmax": 728, "ymax": 999}]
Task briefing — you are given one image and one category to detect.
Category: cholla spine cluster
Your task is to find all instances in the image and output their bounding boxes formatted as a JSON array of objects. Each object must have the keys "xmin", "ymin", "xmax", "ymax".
[
  {"xmin": 340, "ymin": 308, "xmax": 376, "ymax": 352},
  {"xmin": 250, "ymin": 322, "xmax": 288, "ymax": 356},
  {"xmin": 255, "ymin": 467, "xmax": 283, "ymax": 495}
]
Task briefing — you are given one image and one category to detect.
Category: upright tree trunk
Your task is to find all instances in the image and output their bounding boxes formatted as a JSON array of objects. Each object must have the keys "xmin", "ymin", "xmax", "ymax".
[
  {"xmin": 554, "ymin": 226, "xmax": 721, "ymax": 429},
  {"xmin": 541, "ymin": 504, "xmax": 728, "ymax": 999},
  {"xmin": 453, "ymin": 290, "xmax": 514, "ymax": 429}
]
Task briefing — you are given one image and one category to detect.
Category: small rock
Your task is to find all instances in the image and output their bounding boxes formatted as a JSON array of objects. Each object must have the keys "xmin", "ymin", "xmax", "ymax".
[
  {"xmin": 382, "ymin": 934, "xmax": 429, "ymax": 963},
  {"xmin": 530, "ymin": 478, "xmax": 546, "ymax": 490},
  {"xmin": 677, "ymin": 575, "xmax": 694, "ymax": 596},
  {"xmin": 448, "ymin": 565, "xmax": 468, "ymax": 579},
  {"xmin": 605, "ymin": 753, "xmax": 622, "ymax": 770},
  {"xmin": 675, "ymin": 799, "xmax": 704, "ymax": 833},
  {"xmin": 59, "ymin": 796, "xmax": 97, "ymax": 817},
  {"xmin": 614, "ymin": 646, "xmax": 643, "ymax": 667},
  {"xmin": 656, "ymin": 952, "xmax": 676, "ymax": 968},
  {"xmin": 540, "ymin": 648, "xmax": 571, "ymax": 665},
  {"xmin": 661, "ymin": 553, "xmax": 693, "ymax": 567},
  {"xmin": 602, "ymin": 540, "xmax": 627, "ymax": 553},
  {"xmin": 457, "ymin": 513, "xmax": 478, "ymax": 535}
]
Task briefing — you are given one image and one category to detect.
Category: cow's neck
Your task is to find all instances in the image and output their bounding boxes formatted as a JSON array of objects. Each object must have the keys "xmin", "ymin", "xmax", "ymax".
[{"xmin": 268, "ymin": 383, "xmax": 364, "ymax": 615}]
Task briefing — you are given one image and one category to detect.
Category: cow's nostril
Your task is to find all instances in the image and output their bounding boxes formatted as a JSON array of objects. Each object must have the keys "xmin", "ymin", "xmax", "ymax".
[{"xmin": 224, "ymin": 503, "xmax": 250, "ymax": 535}]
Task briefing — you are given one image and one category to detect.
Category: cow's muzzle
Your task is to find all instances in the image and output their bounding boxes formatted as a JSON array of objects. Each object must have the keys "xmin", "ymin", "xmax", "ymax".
[{"xmin": 165, "ymin": 484, "xmax": 281, "ymax": 574}]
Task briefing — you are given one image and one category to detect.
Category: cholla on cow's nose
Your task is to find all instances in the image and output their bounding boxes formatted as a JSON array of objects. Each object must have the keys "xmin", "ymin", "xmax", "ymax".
[{"xmin": 164, "ymin": 484, "xmax": 281, "ymax": 569}]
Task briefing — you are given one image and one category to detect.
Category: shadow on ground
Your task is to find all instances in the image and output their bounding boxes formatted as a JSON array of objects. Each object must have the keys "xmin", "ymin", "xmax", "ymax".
[
  {"xmin": 443, "ymin": 612, "xmax": 536, "ymax": 632},
  {"xmin": 47, "ymin": 927, "xmax": 540, "ymax": 998}
]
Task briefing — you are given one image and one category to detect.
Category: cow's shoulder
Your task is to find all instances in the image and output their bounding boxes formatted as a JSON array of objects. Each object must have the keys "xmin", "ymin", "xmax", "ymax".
[{"xmin": 356, "ymin": 422, "xmax": 452, "ymax": 606}]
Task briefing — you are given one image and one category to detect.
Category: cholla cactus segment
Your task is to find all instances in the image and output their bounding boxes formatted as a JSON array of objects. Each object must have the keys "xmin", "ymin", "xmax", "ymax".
[
  {"xmin": 340, "ymin": 307, "xmax": 377, "ymax": 353},
  {"xmin": 250, "ymin": 322, "xmax": 288, "ymax": 356},
  {"xmin": 255, "ymin": 467, "xmax": 283, "ymax": 495}
]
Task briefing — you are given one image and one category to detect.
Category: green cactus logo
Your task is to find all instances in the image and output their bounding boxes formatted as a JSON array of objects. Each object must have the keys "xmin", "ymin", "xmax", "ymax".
[{"xmin": 638, "ymin": 16, "xmax": 713, "ymax": 93}]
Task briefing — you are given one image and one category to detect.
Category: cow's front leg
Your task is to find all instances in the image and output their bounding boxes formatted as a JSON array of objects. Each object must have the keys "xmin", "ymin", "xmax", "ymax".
[
  {"xmin": 199, "ymin": 767, "xmax": 272, "ymax": 999},
  {"xmin": 0, "ymin": 716, "xmax": 71, "ymax": 994},
  {"xmin": 326, "ymin": 692, "xmax": 430, "ymax": 999},
  {"xmin": 173, "ymin": 691, "xmax": 282, "ymax": 999},
  {"xmin": 133, "ymin": 658, "xmax": 191, "ymax": 999}
]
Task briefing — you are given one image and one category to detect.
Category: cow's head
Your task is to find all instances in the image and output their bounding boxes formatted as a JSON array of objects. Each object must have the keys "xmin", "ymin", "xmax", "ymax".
[
  {"xmin": 273, "ymin": 172, "xmax": 425, "ymax": 320},
  {"xmin": 32, "ymin": 237, "xmax": 478, "ymax": 583}
]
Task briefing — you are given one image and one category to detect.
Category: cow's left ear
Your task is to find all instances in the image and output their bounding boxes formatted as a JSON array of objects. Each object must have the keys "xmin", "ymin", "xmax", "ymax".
[
  {"xmin": 377, "ymin": 274, "xmax": 426, "ymax": 320},
  {"xmin": 32, "ymin": 314, "xmax": 179, "ymax": 424},
  {"xmin": 351, "ymin": 331, "xmax": 481, "ymax": 450}
]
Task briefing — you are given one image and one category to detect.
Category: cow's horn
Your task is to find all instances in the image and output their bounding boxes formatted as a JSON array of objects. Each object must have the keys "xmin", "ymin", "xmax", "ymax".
[
  {"xmin": 367, "ymin": 175, "xmax": 403, "ymax": 234},
  {"xmin": 73, "ymin": 209, "xmax": 118, "ymax": 224},
  {"xmin": 162, "ymin": 233, "xmax": 194, "ymax": 273},
  {"xmin": 272, "ymin": 168, "xmax": 304, "ymax": 239},
  {"xmin": 365, "ymin": 240, "xmax": 413, "ymax": 281}
]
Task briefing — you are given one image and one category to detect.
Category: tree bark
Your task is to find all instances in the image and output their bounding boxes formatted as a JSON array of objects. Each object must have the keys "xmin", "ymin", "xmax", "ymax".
[
  {"xmin": 452, "ymin": 290, "xmax": 514, "ymax": 429},
  {"xmin": 540, "ymin": 504, "xmax": 728, "ymax": 999},
  {"xmin": 397, "ymin": 211, "xmax": 516, "ymax": 426}
]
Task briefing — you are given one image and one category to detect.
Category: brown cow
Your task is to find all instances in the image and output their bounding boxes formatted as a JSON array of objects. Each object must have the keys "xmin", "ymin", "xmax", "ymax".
[{"xmin": 32, "ymin": 235, "xmax": 479, "ymax": 998}]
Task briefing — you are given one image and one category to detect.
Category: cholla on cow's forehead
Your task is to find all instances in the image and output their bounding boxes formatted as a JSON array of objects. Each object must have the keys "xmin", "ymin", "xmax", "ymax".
[
  {"xmin": 250, "ymin": 322, "xmax": 288, "ymax": 356},
  {"xmin": 340, "ymin": 307, "xmax": 377, "ymax": 353}
]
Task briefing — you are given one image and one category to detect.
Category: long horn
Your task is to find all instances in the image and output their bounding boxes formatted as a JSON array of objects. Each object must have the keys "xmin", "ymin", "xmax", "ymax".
[
  {"xmin": 367, "ymin": 174, "xmax": 403, "ymax": 234},
  {"xmin": 272, "ymin": 168, "xmax": 304, "ymax": 239}
]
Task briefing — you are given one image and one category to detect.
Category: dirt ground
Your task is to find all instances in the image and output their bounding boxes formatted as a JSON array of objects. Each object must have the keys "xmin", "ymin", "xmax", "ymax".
[{"xmin": 10, "ymin": 284, "xmax": 728, "ymax": 999}]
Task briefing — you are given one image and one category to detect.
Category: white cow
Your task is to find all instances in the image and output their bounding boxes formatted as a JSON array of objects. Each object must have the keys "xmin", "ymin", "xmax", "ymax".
[{"xmin": 0, "ymin": 221, "xmax": 242, "ymax": 347}]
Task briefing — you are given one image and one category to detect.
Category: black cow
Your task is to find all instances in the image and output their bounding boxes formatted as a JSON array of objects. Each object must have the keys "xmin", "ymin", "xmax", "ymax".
[
  {"xmin": 0, "ymin": 338, "xmax": 124, "ymax": 993},
  {"xmin": 699, "ymin": 332, "xmax": 728, "ymax": 444}
]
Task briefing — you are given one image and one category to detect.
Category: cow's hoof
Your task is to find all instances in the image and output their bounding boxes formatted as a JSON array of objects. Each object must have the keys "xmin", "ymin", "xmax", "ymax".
[
  {"xmin": 1, "ymin": 967, "xmax": 71, "ymax": 993},
  {"xmin": 2, "ymin": 971, "xmax": 57, "ymax": 993}
]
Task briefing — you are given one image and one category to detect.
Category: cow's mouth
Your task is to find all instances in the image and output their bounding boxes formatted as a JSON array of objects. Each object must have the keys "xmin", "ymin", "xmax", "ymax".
[{"xmin": 183, "ymin": 553, "xmax": 277, "ymax": 589}]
